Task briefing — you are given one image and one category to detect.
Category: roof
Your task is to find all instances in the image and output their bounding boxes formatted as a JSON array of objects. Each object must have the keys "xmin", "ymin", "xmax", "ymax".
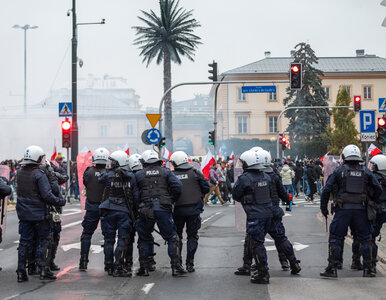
[{"xmin": 223, "ymin": 55, "xmax": 386, "ymax": 75}]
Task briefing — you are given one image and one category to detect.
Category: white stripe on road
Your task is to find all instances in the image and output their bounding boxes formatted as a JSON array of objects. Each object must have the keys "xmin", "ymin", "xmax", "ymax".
[
  {"xmin": 202, "ymin": 212, "xmax": 222, "ymax": 224},
  {"xmin": 141, "ymin": 283, "xmax": 155, "ymax": 295},
  {"xmin": 61, "ymin": 208, "xmax": 81, "ymax": 216},
  {"xmin": 62, "ymin": 220, "xmax": 82, "ymax": 229}
]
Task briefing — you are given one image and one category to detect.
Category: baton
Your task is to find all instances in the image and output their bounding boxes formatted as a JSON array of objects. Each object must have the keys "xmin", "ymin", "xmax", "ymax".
[
  {"xmin": 0, "ymin": 198, "xmax": 5, "ymax": 225},
  {"xmin": 325, "ymin": 215, "xmax": 328, "ymax": 232}
]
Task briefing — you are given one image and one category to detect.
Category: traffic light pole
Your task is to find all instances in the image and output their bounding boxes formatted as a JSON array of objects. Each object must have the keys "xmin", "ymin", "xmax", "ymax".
[
  {"xmin": 275, "ymin": 105, "xmax": 352, "ymax": 158},
  {"xmin": 71, "ymin": 0, "xmax": 78, "ymax": 162},
  {"xmin": 158, "ymin": 80, "xmax": 289, "ymax": 156}
]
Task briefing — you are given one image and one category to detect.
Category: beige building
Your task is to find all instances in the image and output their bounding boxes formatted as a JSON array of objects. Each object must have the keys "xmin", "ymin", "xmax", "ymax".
[{"xmin": 216, "ymin": 50, "xmax": 386, "ymax": 141}]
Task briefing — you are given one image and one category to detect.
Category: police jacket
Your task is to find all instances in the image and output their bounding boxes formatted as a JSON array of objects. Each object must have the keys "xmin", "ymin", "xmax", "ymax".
[
  {"xmin": 372, "ymin": 172, "xmax": 386, "ymax": 211},
  {"xmin": 98, "ymin": 168, "xmax": 139, "ymax": 214},
  {"xmin": 83, "ymin": 165, "xmax": 106, "ymax": 211},
  {"xmin": 135, "ymin": 163, "xmax": 182, "ymax": 212},
  {"xmin": 232, "ymin": 169, "xmax": 273, "ymax": 219},
  {"xmin": 0, "ymin": 177, "xmax": 12, "ymax": 199},
  {"xmin": 321, "ymin": 162, "xmax": 382, "ymax": 211},
  {"xmin": 39, "ymin": 164, "xmax": 65, "ymax": 214},
  {"xmin": 16, "ymin": 164, "xmax": 66, "ymax": 221},
  {"xmin": 173, "ymin": 164, "xmax": 210, "ymax": 216},
  {"xmin": 265, "ymin": 170, "xmax": 289, "ymax": 218}
]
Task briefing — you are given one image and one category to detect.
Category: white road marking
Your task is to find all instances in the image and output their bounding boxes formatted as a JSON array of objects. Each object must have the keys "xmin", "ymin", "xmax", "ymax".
[
  {"xmin": 13, "ymin": 240, "xmax": 19, "ymax": 244},
  {"xmin": 202, "ymin": 212, "xmax": 222, "ymax": 224},
  {"xmin": 284, "ymin": 213, "xmax": 292, "ymax": 217},
  {"xmin": 62, "ymin": 220, "xmax": 82, "ymax": 229},
  {"xmin": 4, "ymin": 294, "xmax": 20, "ymax": 300},
  {"xmin": 293, "ymin": 242, "xmax": 310, "ymax": 251},
  {"xmin": 61, "ymin": 242, "xmax": 103, "ymax": 254},
  {"xmin": 141, "ymin": 283, "xmax": 155, "ymax": 295},
  {"xmin": 61, "ymin": 208, "xmax": 81, "ymax": 216}
]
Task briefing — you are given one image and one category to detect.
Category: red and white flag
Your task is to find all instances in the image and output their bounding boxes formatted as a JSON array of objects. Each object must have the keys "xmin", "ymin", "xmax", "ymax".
[
  {"xmin": 230, "ymin": 151, "xmax": 234, "ymax": 160},
  {"xmin": 163, "ymin": 147, "xmax": 172, "ymax": 160},
  {"xmin": 201, "ymin": 150, "xmax": 216, "ymax": 180},
  {"xmin": 368, "ymin": 144, "xmax": 382, "ymax": 156},
  {"xmin": 50, "ymin": 144, "xmax": 57, "ymax": 161},
  {"xmin": 320, "ymin": 152, "xmax": 328, "ymax": 162},
  {"xmin": 123, "ymin": 143, "xmax": 130, "ymax": 156}
]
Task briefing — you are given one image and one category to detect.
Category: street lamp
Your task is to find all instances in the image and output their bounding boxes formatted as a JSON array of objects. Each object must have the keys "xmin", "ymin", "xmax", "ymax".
[{"xmin": 12, "ymin": 24, "xmax": 38, "ymax": 114}]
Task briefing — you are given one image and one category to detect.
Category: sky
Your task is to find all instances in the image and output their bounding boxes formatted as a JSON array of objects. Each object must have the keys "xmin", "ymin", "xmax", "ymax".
[{"xmin": 0, "ymin": 0, "xmax": 386, "ymax": 159}]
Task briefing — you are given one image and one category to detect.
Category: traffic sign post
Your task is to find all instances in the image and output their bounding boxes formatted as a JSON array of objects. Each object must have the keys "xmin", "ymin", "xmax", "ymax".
[{"xmin": 59, "ymin": 102, "xmax": 73, "ymax": 117}]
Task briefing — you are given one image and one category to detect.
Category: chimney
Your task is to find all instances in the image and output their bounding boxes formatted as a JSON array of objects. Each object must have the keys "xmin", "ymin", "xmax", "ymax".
[
  {"xmin": 356, "ymin": 49, "xmax": 365, "ymax": 57},
  {"xmin": 264, "ymin": 51, "xmax": 271, "ymax": 58},
  {"xmin": 290, "ymin": 50, "xmax": 296, "ymax": 56}
]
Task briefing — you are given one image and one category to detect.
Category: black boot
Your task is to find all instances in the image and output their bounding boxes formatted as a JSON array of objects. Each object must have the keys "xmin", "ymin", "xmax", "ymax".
[
  {"xmin": 351, "ymin": 260, "xmax": 363, "ymax": 270},
  {"xmin": 48, "ymin": 242, "xmax": 60, "ymax": 271},
  {"xmin": 40, "ymin": 267, "xmax": 57, "ymax": 280},
  {"xmin": 363, "ymin": 268, "xmax": 376, "ymax": 278},
  {"xmin": 280, "ymin": 259, "xmax": 290, "ymax": 271},
  {"xmin": 28, "ymin": 263, "xmax": 39, "ymax": 275},
  {"xmin": 186, "ymin": 257, "xmax": 195, "ymax": 273},
  {"xmin": 234, "ymin": 264, "xmax": 251, "ymax": 275},
  {"xmin": 123, "ymin": 259, "xmax": 133, "ymax": 272},
  {"xmin": 136, "ymin": 262, "xmax": 150, "ymax": 277},
  {"xmin": 371, "ymin": 263, "xmax": 377, "ymax": 274},
  {"xmin": 320, "ymin": 265, "xmax": 337, "ymax": 278},
  {"xmin": 290, "ymin": 260, "xmax": 301, "ymax": 275},
  {"xmin": 104, "ymin": 265, "xmax": 114, "ymax": 276},
  {"xmin": 113, "ymin": 265, "xmax": 131, "ymax": 277},
  {"xmin": 172, "ymin": 263, "xmax": 187, "ymax": 277},
  {"xmin": 149, "ymin": 256, "xmax": 156, "ymax": 272},
  {"xmin": 250, "ymin": 270, "xmax": 270, "ymax": 284},
  {"xmin": 17, "ymin": 270, "xmax": 29, "ymax": 283},
  {"xmin": 79, "ymin": 254, "xmax": 89, "ymax": 271}
]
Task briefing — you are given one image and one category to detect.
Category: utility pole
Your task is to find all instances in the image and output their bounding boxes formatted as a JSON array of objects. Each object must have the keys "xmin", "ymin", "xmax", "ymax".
[{"xmin": 71, "ymin": 0, "xmax": 78, "ymax": 162}]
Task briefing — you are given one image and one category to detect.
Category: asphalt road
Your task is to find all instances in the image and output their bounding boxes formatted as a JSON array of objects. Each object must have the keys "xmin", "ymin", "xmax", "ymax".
[{"xmin": 0, "ymin": 197, "xmax": 385, "ymax": 300}]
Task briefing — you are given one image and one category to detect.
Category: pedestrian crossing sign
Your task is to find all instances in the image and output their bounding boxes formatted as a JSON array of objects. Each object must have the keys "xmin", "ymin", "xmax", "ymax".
[
  {"xmin": 59, "ymin": 102, "xmax": 73, "ymax": 117},
  {"xmin": 379, "ymin": 98, "xmax": 386, "ymax": 112}
]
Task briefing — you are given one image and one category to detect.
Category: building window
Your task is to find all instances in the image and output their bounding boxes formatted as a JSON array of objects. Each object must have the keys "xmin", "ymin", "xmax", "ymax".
[
  {"xmin": 323, "ymin": 87, "xmax": 330, "ymax": 100},
  {"xmin": 364, "ymin": 86, "xmax": 372, "ymax": 99},
  {"xmin": 342, "ymin": 86, "xmax": 351, "ymax": 96},
  {"xmin": 238, "ymin": 116, "xmax": 248, "ymax": 134},
  {"xmin": 126, "ymin": 124, "xmax": 134, "ymax": 136},
  {"xmin": 269, "ymin": 116, "xmax": 278, "ymax": 133},
  {"xmin": 269, "ymin": 91, "xmax": 277, "ymax": 102},
  {"xmin": 238, "ymin": 88, "xmax": 246, "ymax": 102},
  {"xmin": 100, "ymin": 125, "xmax": 108, "ymax": 137}
]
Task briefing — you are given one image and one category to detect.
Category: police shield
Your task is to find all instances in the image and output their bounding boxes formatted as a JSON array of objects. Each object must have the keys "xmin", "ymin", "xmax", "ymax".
[
  {"xmin": 233, "ymin": 156, "xmax": 246, "ymax": 232},
  {"xmin": 0, "ymin": 165, "xmax": 10, "ymax": 236},
  {"xmin": 77, "ymin": 151, "xmax": 94, "ymax": 217}
]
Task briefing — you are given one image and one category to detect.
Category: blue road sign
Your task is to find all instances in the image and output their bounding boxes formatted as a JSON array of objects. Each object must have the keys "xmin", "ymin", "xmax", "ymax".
[
  {"xmin": 146, "ymin": 128, "xmax": 162, "ymax": 144},
  {"xmin": 379, "ymin": 98, "xmax": 386, "ymax": 112},
  {"xmin": 242, "ymin": 86, "xmax": 276, "ymax": 93},
  {"xmin": 58, "ymin": 102, "xmax": 73, "ymax": 117},
  {"xmin": 360, "ymin": 110, "xmax": 375, "ymax": 133}
]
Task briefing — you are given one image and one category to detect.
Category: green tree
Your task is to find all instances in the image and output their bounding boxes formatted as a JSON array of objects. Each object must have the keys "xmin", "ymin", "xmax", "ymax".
[
  {"xmin": 133, "ymin": 0, "xmax": 201, "ymax": 150},
  {"xmin": 283, "ymin": 42, "xmax": 330, "ymax": 142},
  {"xmin": 322, "ymin": 88, "xmax": 360, "ymax": 154}
]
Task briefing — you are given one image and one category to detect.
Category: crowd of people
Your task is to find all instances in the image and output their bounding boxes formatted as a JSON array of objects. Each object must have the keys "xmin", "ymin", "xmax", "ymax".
[{"xmin": 0, "ymin": 143, "xmax": 385, "ymax": 286}]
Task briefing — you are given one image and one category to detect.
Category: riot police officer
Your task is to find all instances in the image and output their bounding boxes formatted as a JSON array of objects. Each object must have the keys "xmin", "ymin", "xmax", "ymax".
[
  {"xmin": 232, "ymin": 149, "xmax": 273, "ymax": 284},
  {"xmin": 79, "ymin": 147, "xmax": 109, "ymax": 271},
  {"xmin": 135, "ymin": 150, "xmax": 184, "ymax": 277},
  {"xmin": 16, "ymin": 146, "xmax": 66, "ymax": 282},
  {"xmin": 170, "ymin": 151, "xmax": 209, "ymax": 272},
  {"xmin": 320, "ymin": 145, "xmax": 382, "ymax": 278},
  {"xmin": 98, "ymin": 150, "xmax": 138, "ymax": 277},
  {"xmin": 368, "ymin": 154, "xmax": 386, "ymax": 272},
  {"xmin": 0, "ymin": 176, "xmax": 12, "ymax": 271}
]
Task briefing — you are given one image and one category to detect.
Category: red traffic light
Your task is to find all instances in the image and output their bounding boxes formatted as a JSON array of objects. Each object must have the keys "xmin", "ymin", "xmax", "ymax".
[
  {"xmin": 354, "ymin": 96, "xmax": 361, "ymax": 102},
  {"xmin": 378, "ymin": 118, "xmax": 386, "ymax": 127},
  {"xmin": 281, "ymin": 137, "xmax": 286, "ymax": 142},
  {"xmin": 62, "ymin": 120, "xmax": 71, "ymax": 131},
  {"xmin": 291, "ymin": 65, "xmax": 299, "ymax": 73}
]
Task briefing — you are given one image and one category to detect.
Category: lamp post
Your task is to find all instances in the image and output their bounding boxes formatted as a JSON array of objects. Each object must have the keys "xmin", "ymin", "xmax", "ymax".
[
  {"xmin": 12, "ymin": 24, "xmax": 38, "ymax": 114},
  {"xmin": 68, "ymin": 0, "xmax": 105, "ymax": 161}
]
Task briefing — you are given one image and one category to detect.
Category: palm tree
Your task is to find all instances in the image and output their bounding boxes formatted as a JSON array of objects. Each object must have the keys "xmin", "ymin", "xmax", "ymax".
[{"xmin": 133, "ymin": 0, "xmax": 201, "ymax": 151}]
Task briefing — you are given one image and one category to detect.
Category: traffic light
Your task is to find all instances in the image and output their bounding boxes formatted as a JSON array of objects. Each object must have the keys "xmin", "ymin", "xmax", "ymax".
[
  {"xmin": 208, "ymin": 60, "xmax": 218, "ymax": 82},
  {"xmin": 279, "ymin": 135, "xmax": 287, "ymax": 151},
  {"xmin": 209, "ymin": 130, "xmax": 216, "ymax": 146},
  {"xmin": 353, "ymin": 95, "xmax": 361, "ymax": 112},
  {"xmin": 377, "ymin": 118, "xmax": 386, "ymax": 145},
  {"xmin": 61, "ymin": 119, "xmax": 71, "ymax": 148},
  {"xmin": 157, "ymin": 137, "xmax": 166, "ymax": 148},
  {"xmin": 290, "ymin": 63, "xmax": 302, "ymax": 90}
]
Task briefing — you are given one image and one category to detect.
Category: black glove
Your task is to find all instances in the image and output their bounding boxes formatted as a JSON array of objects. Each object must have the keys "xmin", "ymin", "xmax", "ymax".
[{"xmin": 321, "ymin": 208, "xmax": 329, "ymax": 218}]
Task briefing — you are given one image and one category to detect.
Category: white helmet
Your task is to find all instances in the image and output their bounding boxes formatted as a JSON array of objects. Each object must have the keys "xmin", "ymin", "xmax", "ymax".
[
  {"xmin": 109, "ymin": 150, "xmax": 129, "ymax": 168},
  {"xmin": 251, "ymin": 146, "xmax": 263, "ymax": 152},
  {"xmin": 92, "ymin": 147, "xmax": 109, "ymax": 164},
  {"xmin": 170, "ymin": 151, "xmax": 189, "ymax": 167},
  {"xmin": 257, "ymin": 149, "xmax": 271, "ymax": 167},
  {"xmin": 141, "ymin": 150, "xmax": 160, "ymax": 164},
  {"xmin": 239, "ymin": 149, "xmax": 264, "ymax": 170},
  {"xmin": 342, "ymin": 144, "xmax": 362, "ymax": 162},
  {"xmin": 22, "ymin": 145, "xmax": 45, "ymax": 164},
  {"xmin": 128, "ymin": 154, "xmax": 142, "ymax": 171},
  {"xmin": 370, "ymin": 154, "xmax": 386, "ymax": 172}
]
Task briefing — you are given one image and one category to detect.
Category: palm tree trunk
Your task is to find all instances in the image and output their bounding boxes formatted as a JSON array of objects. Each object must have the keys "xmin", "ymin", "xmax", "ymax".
[{"xmin": 163, "ymin": 49, "xmax": 173, "ymax": 151}]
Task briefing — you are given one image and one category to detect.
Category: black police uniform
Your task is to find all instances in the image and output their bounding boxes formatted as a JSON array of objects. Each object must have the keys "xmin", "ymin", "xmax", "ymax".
[
  {"xmin": 135, "ymin": 162, "xmax": 184, "ymax": 276},
  {"xmin": 79, "ymin": 164, "xmax": 106, "ymax": 270},
  {"xmin": 173, "ymin": 163, "xmax": 209, "ymax": 272},
  {"xmin": 320, "ymin": 161, "xmax": 382, "ymax": 277}
]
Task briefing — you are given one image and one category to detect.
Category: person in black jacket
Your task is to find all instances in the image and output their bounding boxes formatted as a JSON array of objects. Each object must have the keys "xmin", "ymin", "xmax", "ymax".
[
  {"xmin": 294, "ymin": 162, "xmax": 303, "ymax": 197},
  {"xmin": 0, "ymin": 176, "xmax": 12, "ymax": 271},
  {"xmin": 16, "ymin": 145, "xmax": 66, "ymax": 282},
  {"xmin": 306, "ymin": 161, "xmax": 317, "ymax": 202},
  {"xmin": 170, "ymin": 151, "xmax": 210, "ymax": 272}
]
